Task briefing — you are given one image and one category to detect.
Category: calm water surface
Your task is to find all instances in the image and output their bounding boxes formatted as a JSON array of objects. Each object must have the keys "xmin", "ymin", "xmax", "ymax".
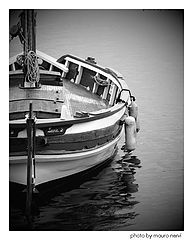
[{"xmin": 9, "ymin": 10, "xmax": 184, "ymax": 231}]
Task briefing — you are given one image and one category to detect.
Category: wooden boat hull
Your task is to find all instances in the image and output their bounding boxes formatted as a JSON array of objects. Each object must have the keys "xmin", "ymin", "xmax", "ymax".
[
  {"xmin": 9, "ymin": 126, "xmax": 123, "ymax": 186},
  {"xmin": 9, "ymin": 50, "xmax": 135, "ymax": 190}
]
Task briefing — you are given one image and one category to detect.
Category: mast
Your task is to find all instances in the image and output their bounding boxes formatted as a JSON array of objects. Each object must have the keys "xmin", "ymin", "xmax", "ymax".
[
  {"xmin": 21, "ymin": 10, "xmax": 36, "ymax": 54},
  {"xmin": 19, "ymin": 10, "xmax": 40, "ymax": 88}
]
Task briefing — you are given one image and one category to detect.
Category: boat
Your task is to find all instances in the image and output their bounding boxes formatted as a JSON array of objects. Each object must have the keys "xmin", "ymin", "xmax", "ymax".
[{"xmin": 9, "ymin": 10, "xmax": 139, "ymax": 192}]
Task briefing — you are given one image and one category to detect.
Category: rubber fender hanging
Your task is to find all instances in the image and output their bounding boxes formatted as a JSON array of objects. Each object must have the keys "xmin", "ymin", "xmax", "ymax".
[
  {"xmin": 124, "ymin": 116, "xmax": 137, "ymax": 152},
  {"xmin": 128, "ymin": 99, "xmax": 140, "ymax": 132},
  {"xmin": 128, "ymin": 100, "xmax": 138, "ymax": 119}
]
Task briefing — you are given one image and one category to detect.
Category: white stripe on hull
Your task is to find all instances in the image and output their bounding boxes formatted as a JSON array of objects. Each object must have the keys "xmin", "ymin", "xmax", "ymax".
[
  {"xmin": 66, "ymin": 104, "xmax": 125, "ymax": 134},
  {"xmin": 9, "ymin": 128, "xmax": 123, "ymax": 186}
]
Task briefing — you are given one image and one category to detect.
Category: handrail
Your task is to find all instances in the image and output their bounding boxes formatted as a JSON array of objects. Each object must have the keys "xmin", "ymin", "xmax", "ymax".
[
  {"xmin": 9, "ymin": 51, "xmax": 128, "ymax": 91},
  {"xmin": 63, "ymin": 56, "xmax": 122, "ymax": 90},
  {"xmin": 116, "ymin": 88, "xmax": 132, "ymax": 104}
]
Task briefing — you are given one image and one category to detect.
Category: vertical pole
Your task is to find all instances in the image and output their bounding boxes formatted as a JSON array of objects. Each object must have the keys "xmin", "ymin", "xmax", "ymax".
[
  {"xmin": 28, "ymin": 10, "xmax": 32, "ymax": 52},
  {"xmin": 32, "ymin": 114, "xmax": 36, "ymax": 191},
  {"xmin": 32, "ymin": 10, "xmax": 36, "ymax": 53},
  {"xmin": 26, "ymin": 102, "xmax": 34, "ymax": 218},
  {"xmin": 26, "ymin": 10, "xmax": 36, "ymax": 53},
  {"xmin": 19, "ymin": 10, "xmax": 28, "ymax": 87},
  {"xmin": 20, "ymin": 10, "xmax": 38, "ymax": 88}
]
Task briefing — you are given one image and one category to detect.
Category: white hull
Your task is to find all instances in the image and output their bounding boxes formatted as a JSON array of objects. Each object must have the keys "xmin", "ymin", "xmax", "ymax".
[{"xmin": 9, "ymin": 127, "xmax": 123, "ymax": 186}]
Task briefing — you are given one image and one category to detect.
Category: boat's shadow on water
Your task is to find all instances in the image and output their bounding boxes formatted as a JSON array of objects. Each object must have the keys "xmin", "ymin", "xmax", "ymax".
[{"xmin": 9, "ymin": 149, "xmax": 141, "ymax": 231}]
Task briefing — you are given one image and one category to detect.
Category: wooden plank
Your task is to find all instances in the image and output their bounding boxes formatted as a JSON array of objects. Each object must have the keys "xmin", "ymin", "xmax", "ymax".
[
  {"xmin": 9, "ymin": 100, "xmax": 63, "ymax": 114},
  {"xmin": 9, "ymin": 86, "xmax": 64, "ymax": 101}
]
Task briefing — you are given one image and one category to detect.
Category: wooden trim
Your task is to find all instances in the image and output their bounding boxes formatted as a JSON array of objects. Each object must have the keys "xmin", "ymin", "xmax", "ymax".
[
  {"xmin": 109, "ymin": 84, "xmax": 117, "ymax": 105},
  {"xmin": 75, "ymin": 65, "xmax": 83, "ymax": 84},
  {"xmin": 9, "ymin": 98, "xmax": 64, "ymax": 103},
  {"xmin": 59, "ymin": 55, "xmax": 122, "ymax": 89},
  {"xmin": 92, "ymin": 82, "xmax": 98, "ymax": 94},
  {"xmin": 9, "ymin": 69, "xmax": 62, "ymax": 76},
  {"xmin": 10, "ymin": 123, "xmax": 122, "ymax": 154},
  {"xmin": 9, "ymin": 103, "xmax": 126, "ymax": 128},
  {"xmin": 102, "ymin": 79, "xmax": 110, "ymax": 99}
]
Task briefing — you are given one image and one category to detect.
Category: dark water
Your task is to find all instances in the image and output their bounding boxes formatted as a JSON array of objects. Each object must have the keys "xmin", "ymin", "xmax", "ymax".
[
  {"xmin": 10, "ymin": 144, "xmax": 142, "ymax": 231},
  {"xmin": 9, "ymin": 10, "xmax": 184, "ymax": 231}
]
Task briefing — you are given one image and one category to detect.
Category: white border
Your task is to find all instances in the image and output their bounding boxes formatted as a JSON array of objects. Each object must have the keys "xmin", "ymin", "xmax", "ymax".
[{"xmin": 2, "ymin": 2, "xmax": 189, "ymax": 240}]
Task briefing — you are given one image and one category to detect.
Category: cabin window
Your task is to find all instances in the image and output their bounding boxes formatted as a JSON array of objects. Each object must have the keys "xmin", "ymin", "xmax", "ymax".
[
  {"xmin": 94, "ymin": 74, "xmax": 108, "ymax": 97},
  {"xmin": 80, "ymin": 68, "xmax": 96, "ymax": 91},
  {"xmin": 96, "ymin": 85, "xmax": 105, "ymax": 97},
  {"xmin": 65, "ymin": 62, "xmax": 79, "ymax": 81}
]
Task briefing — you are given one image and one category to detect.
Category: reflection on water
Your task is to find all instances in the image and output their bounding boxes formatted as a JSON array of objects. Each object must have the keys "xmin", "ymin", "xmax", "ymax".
[
  {"xmin": 10, "ymin": 149, "xmax": 141, "ymax": 230},
  {"xmin": 115, "ymin": 154, "xmax": 141, "ymax": 195}
]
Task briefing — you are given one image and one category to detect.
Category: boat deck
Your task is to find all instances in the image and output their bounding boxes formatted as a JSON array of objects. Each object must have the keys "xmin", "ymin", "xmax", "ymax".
[
  {"xmin": 9, "ymin": 77, "xmax": 109, "ymax": 120},
  {"xmin": 62, "ymin": 79, "xmax": 108, "ymax": 116}
]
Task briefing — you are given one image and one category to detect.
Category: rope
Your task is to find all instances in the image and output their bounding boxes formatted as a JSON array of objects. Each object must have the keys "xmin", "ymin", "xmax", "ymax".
[
  {"xmin": 19, "ymin": 31, "xmax": 27, "ymax": 45},
  {"xmin": 93, "ymin": 75, "xmax": 112, "ymax": 86},
  {"xmin": 24, "ymin": 51, "xmax": 40, "ymax": 84}
]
